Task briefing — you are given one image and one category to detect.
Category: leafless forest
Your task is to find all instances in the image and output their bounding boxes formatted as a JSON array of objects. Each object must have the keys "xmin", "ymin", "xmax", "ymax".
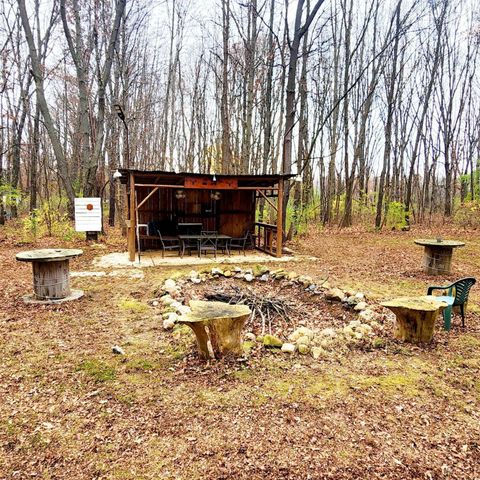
[{"xmin": 1, "ymin": 0, "xmax": 479, "ymax": 232}]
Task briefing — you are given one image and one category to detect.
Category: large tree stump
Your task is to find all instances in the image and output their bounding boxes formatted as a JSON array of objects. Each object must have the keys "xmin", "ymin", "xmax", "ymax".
[
  {"xmin": 178, "ymin": 300, "xmax": 251, "ymax": 359},
  {"xmin": 381, "ymin": 296, "xmax": 448, "ymax": 343}
]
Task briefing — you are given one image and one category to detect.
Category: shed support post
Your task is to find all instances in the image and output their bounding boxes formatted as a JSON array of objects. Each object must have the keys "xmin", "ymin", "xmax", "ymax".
[
  {"xmin": 128, "ymin": 173, "xmax": 136, "ymax": 262},
  {"xmin": 276, "ymin": 178, "xmax": 284, "ymax": 257}
]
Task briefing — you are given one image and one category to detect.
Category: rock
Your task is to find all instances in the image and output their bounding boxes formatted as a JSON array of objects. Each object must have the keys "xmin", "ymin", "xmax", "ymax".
[
  {"xmin": 223, "ymin": 270, "xmax": 233, "ymax": 278},
  {"xmin": 244, "ymin": 273, "xmax": 254, "ymax": 282},
  {"xmin": 112, "ymin": 345, "xmax": 125, "ymax": 355},
  {"xmin": 343, "ymin": 326, "xmax": 355, "ymax": 337},
  {"xmin": 359, "ymin": 309, "xmax": 378, "ymax": 322},
  {"xmin": 298, "ymin": 344, "xmax": 310, "ymax": 355},
  {"xmin": 287, "ymin": 271, "xmax": 299, "ymax": 281},
  {"xmin": 325, "ymin": 288, "xmax": 344, "ymax": 302},
  {"xmin": 354, "ymin": 301, "xmax": 368, "ymax": 311},
  {"xmin": 345, "ymin": 296, "xmax": 360, "ymax": 307},
  {"xmin": 259, "ymin": 274, "xmax": 269, "ymax": 282},
  {"xmin": 348, "ymin": 320, "xmax": 362, "ymax": 328},
  {"xmin": 281, "ymin": 343, "xmax": 296, "ymax": 354},
  {"xmin": 152, "ymin": 300, "xmax": 159, "ymax": 307},
  {"xmin": 163, "ymin": 318, "xmax": 176, "ymax": 330},
  {"xmin": 296, "ymin": 335, "xmax": 311, "ymax": 347},
  {"xmin": 160, "ymin": 294, "xmax": 175, "ymax": 306},
  {"xmin": 263, "ymin": 334, "xmax": 283, "ymax": 348},
  {"xmin": 298, "ymin": 275, "xmax": 313, "ymax": 286},
  {"xmin": 234, "ymin": 267, "xmax": 243, "ymax": 273},
  {"xmin": 320, "ymin": 328, "xmax": 337, "ymax": 338},
  {"xmin": 163, "ymin": 279, "xmax": 177, "ymax": 293},
  {"xmin": 170, "ymin": 300, "xmax": 183, "ymax": 310},
  {"xmin": 345, "ymin": 289, "xmax": 356, "ymax": 297},
  {"xmin": 356, "ymin": 324, "xmax": 373, "ymax": 335},
  {"xmin": 355, "ymin": 292, "xmax": 365, "ymax": 300},
  {"xmin": 244, "ymin": 332, "xmax": 256, "ymax": 342},
  {"xmin": 211, "ymin": 267, "xmax": 224, "ymax": 276},
  {"xmin": 311, "ymin": 346, "xmax": 325, "ymax": 360},
  {"xmin": 354, "ymin": 332, "xmax": 364, "ymax": 340},
  {"xmin": 189, "ymin": 270, "xmax": 199, "ymax": 279},
  {"xmin": 190, "ymin": 277, "xmax": 201, "ymax": 284},
  {"xmin": 253, "ymin": 265, "xmax": 269, "ymax": 277},
  {"xmin": 288, "ymin": 327, "xmax": 314, "ymax": 342},
  {"xmin": 271, "ymin": 269, "xmax": 287, "ymax": 280}
]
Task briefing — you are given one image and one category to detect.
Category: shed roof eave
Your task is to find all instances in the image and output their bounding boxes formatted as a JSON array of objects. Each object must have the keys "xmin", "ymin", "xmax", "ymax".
[{"xmin": 117, "ymin": 169, "xmax": 295, "ymax": 187}]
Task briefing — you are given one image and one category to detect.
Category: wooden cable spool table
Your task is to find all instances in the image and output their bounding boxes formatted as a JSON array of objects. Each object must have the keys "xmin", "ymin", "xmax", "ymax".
[
  {"xmin": 414, "ymin": 239, "xmax": 465, "ymax": 275},
  {"xmin": 16, "ymin": 248, "xmax": 84, "ymax": 303}
]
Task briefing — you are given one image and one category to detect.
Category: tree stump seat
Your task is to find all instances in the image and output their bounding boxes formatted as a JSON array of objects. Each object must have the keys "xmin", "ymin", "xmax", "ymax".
[
  {"xmin": 179, "ymin": 300, "xmax": 251, "ymax": 359},
  {"xmin": 381, "ymin": 296, "xmax": 448, "ymax": 343}
]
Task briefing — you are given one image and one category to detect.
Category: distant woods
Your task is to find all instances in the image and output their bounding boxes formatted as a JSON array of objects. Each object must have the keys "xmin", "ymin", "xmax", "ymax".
[{"xmin": 0, "ymin": 0, "xmax": 479, "ymax": 231}]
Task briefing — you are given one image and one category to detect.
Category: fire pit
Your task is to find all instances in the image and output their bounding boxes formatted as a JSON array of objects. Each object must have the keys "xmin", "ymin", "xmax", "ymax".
[{"xmin": 156, "ymin": 267, "xmax": 387, "ymax": 361}]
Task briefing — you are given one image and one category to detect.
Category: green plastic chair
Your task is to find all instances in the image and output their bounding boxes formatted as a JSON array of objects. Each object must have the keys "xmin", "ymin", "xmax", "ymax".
[{"xmin": 427, "ymin": 277, "xmax": 476, "ymax": 330}]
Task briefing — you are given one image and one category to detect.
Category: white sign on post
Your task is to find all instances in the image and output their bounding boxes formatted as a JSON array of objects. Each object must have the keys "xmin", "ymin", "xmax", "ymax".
[{"xmin": 74, "ymin": 198, "xmax": 102, "ymax": 232}]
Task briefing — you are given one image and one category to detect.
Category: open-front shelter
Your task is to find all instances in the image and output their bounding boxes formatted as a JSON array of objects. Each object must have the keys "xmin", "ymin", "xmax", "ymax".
[{"xmin": 118, "ymin": 170, "xmax": 294, "ymax": 261}]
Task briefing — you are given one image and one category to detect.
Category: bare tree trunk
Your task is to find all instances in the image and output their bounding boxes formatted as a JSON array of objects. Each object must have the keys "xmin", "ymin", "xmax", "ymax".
[
  {"xmin": 375, "ymin": 1, "xmax": 402, "ymax": 229},
  {"xmin": 405, "ymin": 0, "xmax": 447, "ymax": 223},
  {"xmin": 29, "ymin": 103, "xmax": 40, "ymax": 212},
  {"xmin": 18, "ymin": 0, "xmax": 76, "ymax": 214},
  {"xmin": 259, "ymin": 0, "xmax": 276, "ymax": 220},
  {"xmin": 282, "ymin": 0, "xmax": 325, "ymax": 232},
  {"xmin": 220, "ymin": 0, "xmax": 232, "ymax": 173}
]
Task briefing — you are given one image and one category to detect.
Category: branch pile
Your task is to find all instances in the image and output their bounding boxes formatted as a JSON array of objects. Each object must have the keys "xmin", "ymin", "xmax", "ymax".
[{"xmin": 204, "ymin": 285, "xmax": 295, "ymax": 334}]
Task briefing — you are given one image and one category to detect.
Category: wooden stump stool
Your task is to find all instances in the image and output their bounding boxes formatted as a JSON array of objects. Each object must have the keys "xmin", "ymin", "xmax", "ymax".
[
  {"xmin": 381, "ymin": 296, "xmax": 448, "ymax": 343},
  {"xmin": 16, "ymin": 249, "xmax": 83, "ymax": 303},
  {"xmin": 179, "ymin": 300, "xmax": 251, "ymax": 359}
]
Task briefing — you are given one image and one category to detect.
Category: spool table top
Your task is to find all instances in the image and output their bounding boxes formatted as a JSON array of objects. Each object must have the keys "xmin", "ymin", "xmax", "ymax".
[
  {"xmin": 16, "ymin": 248, "xmax": 83, "ymax": 263},
  {"xmin": 414, "ymin": 239, "xmax": 465, "ymax": 249}
]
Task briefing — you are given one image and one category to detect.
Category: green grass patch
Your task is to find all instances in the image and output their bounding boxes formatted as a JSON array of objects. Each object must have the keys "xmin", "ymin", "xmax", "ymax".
[
  {"xmin": 124, "ymin": 358, "xmax": 155, "ymax": 372},
  {"xmin": 352, "ymin": 373, "xmax": 421, "ymax": 397},
  {"xmin": 118, "ymin": 299, "xmax": 149, "ymax": 313},
  {"xmin": 78, "ymin": 359, "xmax": 116, "ymax": 382}
]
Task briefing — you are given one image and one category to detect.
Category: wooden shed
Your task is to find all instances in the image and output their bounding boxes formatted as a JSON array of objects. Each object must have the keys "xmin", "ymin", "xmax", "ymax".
[{"xmin": 118, "ymin": 169, "xmax": 294, "ymax": 261}]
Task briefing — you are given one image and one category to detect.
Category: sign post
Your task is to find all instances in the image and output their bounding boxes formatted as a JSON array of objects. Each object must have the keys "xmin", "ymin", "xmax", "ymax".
[{"xmin": 74, "ymin": 198, "xmax": 102, "ymax": 241}]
